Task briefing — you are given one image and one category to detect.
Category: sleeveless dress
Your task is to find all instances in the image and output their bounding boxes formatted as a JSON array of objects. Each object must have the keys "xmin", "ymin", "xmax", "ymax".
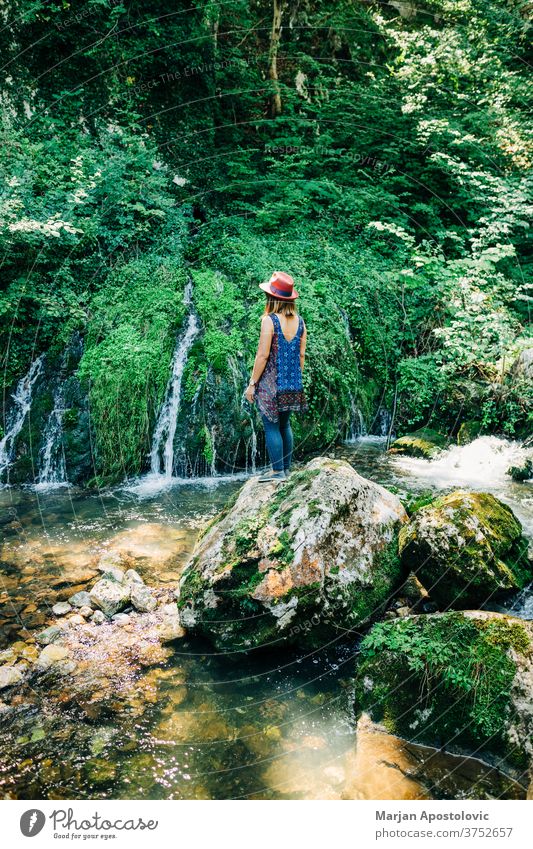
[{"xmin": 255, "ymin": 314, "xmax": 308, "ymax": 423}]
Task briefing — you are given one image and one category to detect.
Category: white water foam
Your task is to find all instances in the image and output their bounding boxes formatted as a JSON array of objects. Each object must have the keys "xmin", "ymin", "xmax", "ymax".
[{"xmin": 0, "ymin": 355, "xmax": 44, "ymax": 482}]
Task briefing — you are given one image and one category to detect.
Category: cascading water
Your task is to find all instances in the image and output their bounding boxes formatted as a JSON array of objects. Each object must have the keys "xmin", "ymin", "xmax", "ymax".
[
  {"xmin": 389, "ymin": 435, "xmax": 533, "ymax": 539},
  {"xmin": 345, "ymin": 395, "xmax": 367, "ymax": 443},
  {"xmin": 150, "ymin": 312, "xmax": 200, "ymax": 477},
  {"xmin": 149, "ymin": 281, "xmax": 200, "ymax": 478},
  {"xmin": 36, "ymin": 382, "xmax": 67, "ymax": 487},
  {"xmin": 0, "ymin": 355, "xmax": 44, "ymax": 482}
]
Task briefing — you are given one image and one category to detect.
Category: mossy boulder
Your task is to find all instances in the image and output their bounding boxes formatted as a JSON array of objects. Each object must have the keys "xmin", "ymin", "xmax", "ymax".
[
  {"xmin": 507, "ymin": 457, "xmax": 533, "ymax": 482},
  {"xmin": 388, "ymin": 428, "xmax": 448, "ymax": 460},
  {"xmin": 399, "ymin": 491, "xmax": 531, "ymax": 608},
  {"xmin": 178, "ymin": 457, "xmax": 408, "ymax": 651},
  {"xmin": 457, "ymin": 420, "xmax": 482, "ymax": 445},
  {"xmin": 354, "ymin": 611, "xmax": 533, "ymax": 770}
]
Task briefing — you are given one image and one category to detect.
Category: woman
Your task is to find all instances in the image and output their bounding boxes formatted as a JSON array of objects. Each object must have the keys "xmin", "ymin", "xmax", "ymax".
[{"xmin": 244, "ymin": 271, "xmax": 308, "ymax": 482}]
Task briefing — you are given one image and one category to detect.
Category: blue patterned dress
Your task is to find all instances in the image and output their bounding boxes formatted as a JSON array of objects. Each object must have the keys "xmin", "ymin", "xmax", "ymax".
[{"xmin": 255, "ymin": 314, "xmax": 308, "ymax": 423}]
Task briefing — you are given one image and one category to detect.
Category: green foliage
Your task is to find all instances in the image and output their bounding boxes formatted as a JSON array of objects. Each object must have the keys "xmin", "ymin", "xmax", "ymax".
[
  {"xmin": 1, "ymin": 0, "xmax": 532, "ymax": 480},
  {"xmin": 78, "ymin": 256, "xmax": 187, "ymax": 479},
  {"xmin": 356, "ymin": 612, "xmax": 529, "ymax": 760}
]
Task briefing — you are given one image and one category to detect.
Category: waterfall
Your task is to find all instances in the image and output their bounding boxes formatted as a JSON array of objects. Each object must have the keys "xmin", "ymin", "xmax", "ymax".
[
  {"xmin": 0, "ymin": 355, "xmax": 44, "ymax": 482},
  {"xmin": 150, "ymin": 300, "xmax": 200, "ymax": 477},
  {"xmin": 375, "ymin": 407, "xmax": 392, "ymax": 437},
  {"xmin": 345, "ymin": 395, "xmax": 367, "ymax": 443},
  {"xmin": 209, "ymin": 424, "xmax": 217, "ymax": 477},
  {"xmin": 250, "ymin": 422, "xmax": 258, "ymax": 474},
  {"xmin": 36, "ymin": 382, "xmax": 67, "ymax": 486}
]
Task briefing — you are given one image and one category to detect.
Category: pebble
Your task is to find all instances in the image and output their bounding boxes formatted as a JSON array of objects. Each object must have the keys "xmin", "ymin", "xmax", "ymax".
[
  {"xmin": 124, "ymin": 569, "xmax": 144, "ymax": 585},
  {"xmin": 52, "ymin": 602, "xmax": 72, "ymax": 616},
  {"xmin": 78, "ymin": 606, "xmax": 94, "ymax": 618},
  {"xmin": 91, "ymin": 610, "xmax": 107, "ymax": 625},
  {"xmin": 68, "ymin": 614, "xmax": 86, "ymax": 625},
  {"xmin": 111, "ymin": 613, "xmax": 131, "ymax": 625},
  {"xmin": 396, "ymin": 606, "xmax": 411, "ymax": 617}
]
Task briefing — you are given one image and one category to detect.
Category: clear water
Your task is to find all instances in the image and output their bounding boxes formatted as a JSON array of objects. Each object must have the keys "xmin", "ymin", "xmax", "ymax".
[{"xmin": 0, "ymin": 436, "xmax": 530, "ymax": 800}]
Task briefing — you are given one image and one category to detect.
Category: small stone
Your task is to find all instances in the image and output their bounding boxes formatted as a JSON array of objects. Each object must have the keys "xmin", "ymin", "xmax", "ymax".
[
  {"xmin": 0, "ymin": 649, "xmax": 16, "ymax": 664},
  {"xmin": 124, "ymin": 569, "xmax": 144, "ymax": 585},
  {"xmin": 35, "ymin": 644, "xmax": 70, "ymax": 670},
  {"xmin": 111, "ymin": 613, "xmax": 131, "ymax": 625},
  {"xmin": 130, "ymin": 583, "xmax": 157, "ymax": 613},
  {"xmin": 396, "ymin": 606, "xmax": 411, "ymax": 617},
  {"xmin": 101, "ymin": 566, "xmax": 125, "ymax": 583},
  {"xmin": 0, "ymin": 666, "xmax": 24, "ymax": 690},
  {"xmin": 78, "ymin": 605, "xmax": 93, "ymax": 618},
  {"xmin": 91, "ymin": 610, "xmax": 107, "ymax": 625},
  {"xmin": 36, "ymin": 625, "xmax": 64, "ymax": 646},
  {"xmin": 90, "ymin": 578, "xmax": 130, "ymax": 616},
  {"xmin": 52, "ymin": 602, "xmax": 72, "ymax": 616},
  {"xmin": 96, "ymin": 552, "xmax": 124, "ymax": 573},
  {"xmin": 68, "ymin": 614, "xmax": 86, "ymax": 625},
  {"xmin": 68, "ymin": 591, "xmax": 93, "ymax": 608},
  {"xmin": 156, "ymin": 610, "xmax": 186, "ymax": 643}
]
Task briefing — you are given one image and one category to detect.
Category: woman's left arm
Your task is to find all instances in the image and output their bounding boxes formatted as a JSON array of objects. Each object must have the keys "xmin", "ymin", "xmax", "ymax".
[
  {"xmin": 245, "ymin": 316, "xmax": 273, "ymax": 402},
  {"xmin": 300, "ymin": 321, "xmax": 307, "ymax": 374}
]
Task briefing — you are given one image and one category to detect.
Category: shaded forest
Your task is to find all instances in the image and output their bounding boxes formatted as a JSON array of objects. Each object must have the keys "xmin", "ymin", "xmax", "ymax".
[{"xmin": 0, "ymin": 0, "xmax": 531, "ymax": 484}]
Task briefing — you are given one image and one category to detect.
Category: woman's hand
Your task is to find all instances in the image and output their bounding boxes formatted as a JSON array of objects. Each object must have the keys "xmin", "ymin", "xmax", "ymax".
[{"xmin": 244, "ymin": 384, "xmax": 256, "ymax": 404}]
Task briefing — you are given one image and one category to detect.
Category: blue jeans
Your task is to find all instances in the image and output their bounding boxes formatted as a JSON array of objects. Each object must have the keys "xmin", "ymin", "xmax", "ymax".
[{"xmin": 261, "ymin": 411, "xmax": 293, "ymax": 472}]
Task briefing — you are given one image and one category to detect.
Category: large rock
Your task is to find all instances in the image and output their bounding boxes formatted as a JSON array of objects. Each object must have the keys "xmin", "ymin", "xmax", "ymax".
[
  {"xmin": 354, "ymin": 611, "xmax": 533, "ymax": 772},
  {"xmin": 178, "ymin": 457, "xmax": 408, "ymax": 650},
  {"xmin": 399, "ymin": 490, "xmax": 531, "ymax": 608},
  {"xmin": 89, "ymin": 578, "xmax": 131, "ymax": 616},
  {"xmin": 388, "ymin": 428, "xmax": 448, "ymax": 459}
]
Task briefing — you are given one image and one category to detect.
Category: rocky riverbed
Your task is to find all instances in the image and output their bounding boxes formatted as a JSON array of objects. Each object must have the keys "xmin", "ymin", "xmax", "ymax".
[{"xmin": 0, "ymin": 437, "xmax": 532, "ymax": 799}]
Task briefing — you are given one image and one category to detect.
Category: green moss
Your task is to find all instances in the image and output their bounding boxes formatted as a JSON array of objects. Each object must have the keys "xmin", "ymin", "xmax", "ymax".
[
  {"xmin": 399, "ymin": 491, "xmax": 532, "ymax": 608},
  {"xmin": 457, "ymin": 420, "xmax": 482, "ymax": 445},
  {"xmin": 354, "ymin": 612, "xmax": 529, "ymax": 766}
]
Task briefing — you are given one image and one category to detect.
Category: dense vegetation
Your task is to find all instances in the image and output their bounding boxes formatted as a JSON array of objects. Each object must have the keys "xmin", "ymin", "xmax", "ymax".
[{"xmin": 1, "ymin": 0, "xmax": 531, "ymax": 482}]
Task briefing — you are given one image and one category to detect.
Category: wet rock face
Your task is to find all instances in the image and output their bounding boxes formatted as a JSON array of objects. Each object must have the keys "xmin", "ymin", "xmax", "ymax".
[
  {"xmin": 388, "ymin": 428, "xmax": 448, "ymax": 459},
  {"xmin": 178, "ymin": 457, "xmax": 408, "ymax": 650},
  {"xmin": 354, "ymin": 611, "xmax": 533, "ymax": 773},
  {"xmin": 399, "ymin": 490, "xmax": 532, "ymax": 608}
]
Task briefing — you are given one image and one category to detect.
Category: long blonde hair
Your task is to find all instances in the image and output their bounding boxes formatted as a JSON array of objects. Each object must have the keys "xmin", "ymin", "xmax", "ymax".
[{"xmin": 264, "ymin": 294, "xmax": 298, "ymax": 317}]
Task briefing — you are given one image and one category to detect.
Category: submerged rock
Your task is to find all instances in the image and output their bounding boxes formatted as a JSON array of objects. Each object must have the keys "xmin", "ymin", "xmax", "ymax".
[
  {"xmin": 0, "ymin": 667, "xmax": 24, "ymax": 690},
  {"xmin": 178, "ymin": 457, "xmax": 408, "ymax": 650},
  {"xmin": 354, "ymin": 611, "xmax": 533, "ymax": 772},
  {"xmin": 399, "ymin": 490, "xmax": 531, "ymax": 608},
  {"xmin": 52, "ymin": 602, "xmax": 72, "ymax": 616},
  {"xmin": 35, "ymin": 644, "xmax": 71, "ymax": 670},
  {"xmin": 68, "ymin": 591, "xmax": 93, "ymax": 609},
  {"xmin": 388, "ymin": 428, "xmax": 448, "ymax": 459},
  {"xmin": 36, "ymin": 625, "xmax": 64, "ymax": 646}
]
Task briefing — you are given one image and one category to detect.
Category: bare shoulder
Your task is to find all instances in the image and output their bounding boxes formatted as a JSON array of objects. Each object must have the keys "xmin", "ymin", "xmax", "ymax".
[{"xmin": 260, "ymin": 314, "xmax": 274, "ymax": 331}]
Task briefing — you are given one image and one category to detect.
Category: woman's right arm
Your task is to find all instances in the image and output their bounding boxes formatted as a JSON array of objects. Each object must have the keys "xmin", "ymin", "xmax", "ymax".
[{"xmin": 245, "ymin": 316, "xmax": 273, "ymax": 402}]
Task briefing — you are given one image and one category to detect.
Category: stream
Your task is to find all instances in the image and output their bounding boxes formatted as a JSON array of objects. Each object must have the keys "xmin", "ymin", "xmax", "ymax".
[{"xmin": 0, "ymin": 437, "xmax": 531, "ymax": 800}]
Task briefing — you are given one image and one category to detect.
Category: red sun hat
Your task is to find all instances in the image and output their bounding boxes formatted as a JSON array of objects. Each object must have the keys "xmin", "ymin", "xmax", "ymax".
[{"xmin": 259, "ymin": 271, "xmax": 299, "ymax": 301}]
